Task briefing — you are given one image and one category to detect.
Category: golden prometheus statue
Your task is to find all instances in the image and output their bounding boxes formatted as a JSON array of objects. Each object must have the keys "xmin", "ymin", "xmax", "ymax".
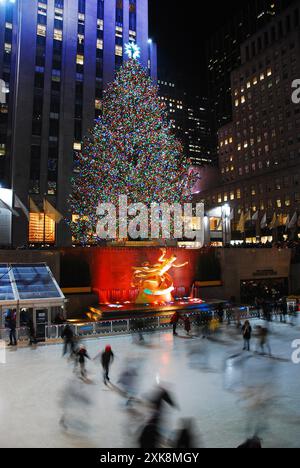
[{"xmin": 132, "ymin": 248, "xmax": 188, "ymax": 304}]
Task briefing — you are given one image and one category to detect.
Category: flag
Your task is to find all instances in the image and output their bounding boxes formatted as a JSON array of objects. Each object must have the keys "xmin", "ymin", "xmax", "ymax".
[
  {"xmin": 288, "ymin": 212, "xmax": 297, "ymax": 229},
  {"xmin": 0, "ymin": 198, "xmax": 19, "ymax": 217},
  {"xmin": 237, "ymin": 211, "xmax": 245, "ymax": 233},
  {"xmin": 260, "ymin": 213, "xmax": 267, "ymax": 229},
  {"xmin": 269, "ymin": 213, "xmax": 278, "ymax": 230},
  {"xmin": 216, "ymin": 217, "xmax": 222, "ymax": 230},
  {"xmin": 252, "ymin": 211, "xmax": 259, "ymax": 222},
  {"xmin": 14, "ymin": 195, "xmax": 29, "ymax": 220},
  {"xmin": 43, "ymin": 199, "xmax": 63, "ymax": 223},
  {"xmin": 278, "ymin": 214, "xmax": 285, "ymax": 226},
  {"xmin": 244, "ymin": 210, "xmax": 251, "ymax": 222},
  {"xmin": 29, "ymin": 197, "xmax": 41, "ymax": 214},
  {"xmin": 285, "ymin": 215, "xmax": 290, "ymax": 232}
]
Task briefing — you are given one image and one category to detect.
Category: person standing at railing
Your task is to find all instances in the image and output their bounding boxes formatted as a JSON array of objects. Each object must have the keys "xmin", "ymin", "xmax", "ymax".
[
  {"xmin": 28, "ymin": 319, "xmax": 37, "ymax": 346},
  {"xmin": 61, "ymin": 325, "xmax": 75, "ymax": 357},
  {"xmin": 183, "ymin": 316, "xmax": 191, "ymax": 336},
  {"xmin": 7, "ymin": 312, "xmax": 17, "ymax": 347},
  {"xmin": 170, "ymin": 311, "xmax": 180, "ymax": 336}
]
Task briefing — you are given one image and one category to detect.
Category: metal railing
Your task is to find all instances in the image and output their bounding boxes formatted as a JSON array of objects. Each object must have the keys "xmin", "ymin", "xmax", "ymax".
[{"xmin": 4, "ymin": 305, "xmax": 295, "ymax": 344}]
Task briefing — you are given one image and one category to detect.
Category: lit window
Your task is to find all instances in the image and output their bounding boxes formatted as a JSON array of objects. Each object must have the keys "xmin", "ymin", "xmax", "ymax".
[
  {"xmin": 76, "ymin": 54, "xmax": 84, "ymax": 65},
  {"xmin": 28, "ymin": 214, "xmax": 55, "ymax": 244},
  {"xmin": 78, "ymin": 34, "xmax": 84, "ymax": 44},
  {"xmin": 115, "ymin": 45, "xmax": 123, "ymax": 57},
  {"xmin": 260, "ymin": 73, "xmax": 265, "ymax": 81},
  {"xmin": 54, "ymin": 8, "xmax": 63, "ymax": 21},
  {"xmin": 237, "ymin": 189, "xmax": 241, "ymax": 199},
  {"xmin": 235, "ymin": 99, "xmax": 239, "ymax": 107},
  {"xmin": 5, "ymin": 22, "xmax": 13, "ymax": 30},
  {"xmin": 97, "ymin": 19, "xmax": 104, "ymax": 30},
  {"xmin": 276, "ymin": 199, "xmax": 282, "ymax": 208},
  {"xmin": 97, "ymin": 38, "xmax": 103, "ymax": 50},
  {"xmin": 241, "ymin": 96, "xmax": 246, "ymax": 104},
  {"xmin": 37, "ymin": 24, "xmax": 47, "ymax": 36},
  {"xmin": 95, "ymin": 99, "xmax": 102, "ymax": 110},
  {"xmin": 4, "ymin": 43, "xmax": 12, "ymax": 53},
  {"xmin": 247, "ymin": 81, "xmax": 251, "ymax": 89},
  {"xmin": 54, "ymin": 29, "xmax": 63, "ymax": 41},
  {"xmin": 73, "ymin": 142, "xmax": 81, "ymax": 151},
  {"xmin": 267, "ymin": 68, "xmax": 272, "ymax": 77},
  {"xmin": 78, "ymin": 13, "xmax": 85, "ymax": 22},
  {"xmin": 253, "ymin": 77, "xmax": 258, "ymax": 85},
  {"xmin": 0, "ymin": 144, "xmax": 6, "ymax": 157}
]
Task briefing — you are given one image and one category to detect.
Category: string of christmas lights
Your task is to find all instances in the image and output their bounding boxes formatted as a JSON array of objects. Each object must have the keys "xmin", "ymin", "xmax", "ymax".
[{"xmin": 68, "ymin": 58, "xmax": 196, "ymax": 244}]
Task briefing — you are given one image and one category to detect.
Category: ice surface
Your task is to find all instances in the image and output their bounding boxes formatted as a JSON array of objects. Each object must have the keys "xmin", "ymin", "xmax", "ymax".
[{"xmin": 0, "ymin": 319, "xmax": 300, "ymax": 448}]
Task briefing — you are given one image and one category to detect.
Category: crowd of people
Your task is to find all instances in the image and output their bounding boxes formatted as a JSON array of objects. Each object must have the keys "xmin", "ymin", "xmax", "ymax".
[
  {"xmin": 55, "ymin": 297, "xmax": 300, "ymax": 449},
  {"xmin": 4, "ymin": 295, "xmax": 298, "ymax": 448}
]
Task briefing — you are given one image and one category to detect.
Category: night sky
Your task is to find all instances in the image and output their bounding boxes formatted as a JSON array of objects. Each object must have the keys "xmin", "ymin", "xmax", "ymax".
[{"xmin": 148, "ymin": 0, "xmax": 247, "ymax": 95}]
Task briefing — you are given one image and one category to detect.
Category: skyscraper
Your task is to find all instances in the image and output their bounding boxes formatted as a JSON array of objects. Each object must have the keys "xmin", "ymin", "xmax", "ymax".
[
  {"xmin": 198, "ymin": 1, "xmax": 300, "ymax": 243},
  {"xmin": 206, "ymin": 0, "xmax": 295, "ymax": 163},
  {"xmin": 158, "ymin": 79, "xmax": 212, "ymax": 166},
  {"xmin": 0, "ymin": 0, "xmax": 157, "ymax": 247}
]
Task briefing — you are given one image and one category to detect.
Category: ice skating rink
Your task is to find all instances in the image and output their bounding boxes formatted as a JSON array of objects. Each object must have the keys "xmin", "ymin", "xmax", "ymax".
[{"xmin": 0, "ymin": 320, "xmax": 300, "ymax": 448}]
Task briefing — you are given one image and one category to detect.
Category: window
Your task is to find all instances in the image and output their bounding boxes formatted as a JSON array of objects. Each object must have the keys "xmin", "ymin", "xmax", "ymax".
[
  {"xmin": 29, "ymin": 214, "xmax": 55, "ymax": 244},
  {"xmin": 97, "ymin": 39, "xmax": 103, "ymax": 50},
  {"xmin": 4, "ymin": 43, "xmax": 12, "ymax": 53},
  {"xmin": 95, "ymin": 99, "xmax": 102, "ymax": 110},
  {"xmin": 37, "ymin": 24, "xmax": 47, "ymax": 36},
  {"xmin": 115, "ymin": 45, "xmax": 123, "ymax": 56},
  {"xmin": 76, "ymin": 54, "xmax": 84, "ymax": 65},
  {"xmin": 54, "ymin": 29, "xmax": 63, "ymax": 41}
]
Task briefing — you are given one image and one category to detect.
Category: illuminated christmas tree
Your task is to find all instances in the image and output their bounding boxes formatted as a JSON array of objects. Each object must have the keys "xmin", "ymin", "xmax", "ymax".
[{"xmin": 69, "ymin": 51, "xmax": 195, "ymax": 244}]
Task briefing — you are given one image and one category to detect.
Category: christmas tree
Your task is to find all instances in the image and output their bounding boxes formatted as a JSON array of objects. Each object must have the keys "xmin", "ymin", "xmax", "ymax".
[{"xmin": 69, "ymin": 54, "xmax": 195, "ymax": 244}]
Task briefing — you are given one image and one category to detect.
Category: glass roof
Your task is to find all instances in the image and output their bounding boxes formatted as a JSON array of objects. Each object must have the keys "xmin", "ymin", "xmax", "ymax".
[
  {"xmin": 0, "ymin": 264, "xmax": 64, "ymax": 303},
  {"xmin": 0, "ymin": 264, "xmax": 15, "ymax": 301}
]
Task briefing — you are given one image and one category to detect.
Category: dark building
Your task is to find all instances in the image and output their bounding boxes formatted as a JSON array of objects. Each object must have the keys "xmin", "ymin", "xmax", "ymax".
[
  {"xmin": 198, "ymin": 1, "xmax": 300, "ymax": 244},
  {"xmin": 0, "ymin": 0, "xmax": 157, "ymax": 247},
  {"xmin": 158, "ymin": 79, "xmax": 212, "ymax": 166},
  {"xmin": 207, "ymin": 0, "xmax": 296, "ymax": 163}
]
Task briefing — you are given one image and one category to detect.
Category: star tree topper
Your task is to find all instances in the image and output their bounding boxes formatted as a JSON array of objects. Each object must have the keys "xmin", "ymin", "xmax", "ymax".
[{"xmin": 125, "ymin": 42, "xmax": 141, "ymax": 60}]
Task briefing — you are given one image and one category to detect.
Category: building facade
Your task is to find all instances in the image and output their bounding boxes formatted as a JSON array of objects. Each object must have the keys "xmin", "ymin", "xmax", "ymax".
[
  {"xmin": 198, "ymin": 1, "xmax": 300, "ymax": 244},
  {"xmin": 0, "ymin": 0, "xmax": 157, "ymax": 247},
  {"xmin": 206, "ymin": 0, "xmax": 295, "ymax": 163},
  {"xmin": 158, "ymin": 79, "xmax": 212, "ymax": 166}
]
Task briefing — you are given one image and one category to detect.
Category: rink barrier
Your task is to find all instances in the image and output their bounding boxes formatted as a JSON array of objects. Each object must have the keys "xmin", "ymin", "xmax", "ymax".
[
  {"xmin": 2, "ymin": 306, "xmax": 294, "ymax": 344},
  {"xmin": 44, "ymin": 306, "xmax": 256, "ymax": 341}
]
